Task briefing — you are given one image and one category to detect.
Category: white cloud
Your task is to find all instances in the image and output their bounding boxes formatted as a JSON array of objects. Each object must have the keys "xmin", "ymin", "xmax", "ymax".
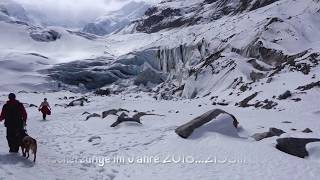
[{"xmin": 12, "ymin": 0, "xmax": 153, "ymax": 27}]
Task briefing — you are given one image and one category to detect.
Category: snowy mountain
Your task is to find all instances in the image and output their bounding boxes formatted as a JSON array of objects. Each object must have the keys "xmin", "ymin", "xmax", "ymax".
[
  {"xmin": 82, "ymin": 1, "xmax": 151, "ymax": 36},
  {"xmin": 0, "ymin": 0, "xmax": 29, "ymax": 22},
  {"xmin": 0, "ymin": 0, "xmax": 320, "ymax": 179},
  {"xmin": 47, "ymin": 0, "xmax": 320, "ymax": 101},
  {"xmin": 0, "ymin": 6, "xmax": 107, "ymax": 92}
]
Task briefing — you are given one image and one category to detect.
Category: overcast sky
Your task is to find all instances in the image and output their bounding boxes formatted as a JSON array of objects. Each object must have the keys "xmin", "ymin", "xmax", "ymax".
[{"xmin": 13, "ymin": 0, "xmax": 157, "ymax": 27}]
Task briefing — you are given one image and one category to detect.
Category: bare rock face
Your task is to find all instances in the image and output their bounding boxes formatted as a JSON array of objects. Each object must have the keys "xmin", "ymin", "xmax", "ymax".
[
  {"xmin": 133, "ymin": 0, "xmax": 280, "ymax": 34},
  {"xmin": 252, "ymin": 128, "xmax": 285, "ymax": 141},
  {"xmin": 276, "ymin": 138, "xmax": 320, "ymax": 158},
  {"xmin": 175, "ymin": 109, "xmax": 239, "ymax": 139},
  {"xmin": 30, "ymin": 29, "xmax": 61, "ymax": 42}
]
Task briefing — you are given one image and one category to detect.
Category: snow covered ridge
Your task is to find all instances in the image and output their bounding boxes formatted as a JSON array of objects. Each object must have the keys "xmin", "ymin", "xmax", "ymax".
[
  {"xmin": 0, "ymin": 0, "xmax": 29, "ymax": 22},
  {"xmin": 120, "ymin": 0, "xmax": 280, "ymax": 34},
  {"xmin": 48, "ymin": 0, "xmax": 320, "ymax": 103},
  {"xmin": 82, "ymin": 1, "xmax": 151, "ymax": 36}
]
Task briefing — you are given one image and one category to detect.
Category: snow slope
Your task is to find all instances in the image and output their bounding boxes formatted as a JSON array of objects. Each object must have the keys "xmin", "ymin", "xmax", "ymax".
[{"xmin": 0, "ymin": 91, "xmax": 319, "ymax": 180}]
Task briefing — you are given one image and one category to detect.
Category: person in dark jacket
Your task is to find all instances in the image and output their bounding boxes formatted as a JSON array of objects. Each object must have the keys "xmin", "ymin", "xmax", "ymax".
[{"xmin": 0, "ymin": 93, "xmax": 27, "ymax": 153}]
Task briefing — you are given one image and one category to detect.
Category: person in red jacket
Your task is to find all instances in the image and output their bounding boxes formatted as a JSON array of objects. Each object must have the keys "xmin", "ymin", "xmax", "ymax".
[
  {"xmin": 39, "ymin": 98, "xmax": 51, "ymax": 120},
  {"xmin": 0, "ymin": 93, "xmax": 27, "ymax": 153}
]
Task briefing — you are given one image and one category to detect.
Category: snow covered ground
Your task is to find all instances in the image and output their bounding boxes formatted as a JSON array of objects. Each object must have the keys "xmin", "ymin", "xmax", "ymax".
[{"xmin": 0, "ymin": 91, "xmax": 319, "ymax": 180}]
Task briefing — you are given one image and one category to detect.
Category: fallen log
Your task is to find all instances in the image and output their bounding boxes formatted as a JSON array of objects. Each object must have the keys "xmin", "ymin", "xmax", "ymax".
[{"xmin": 175, "ymin": 109, "xmax": 239, "ymax": 139}]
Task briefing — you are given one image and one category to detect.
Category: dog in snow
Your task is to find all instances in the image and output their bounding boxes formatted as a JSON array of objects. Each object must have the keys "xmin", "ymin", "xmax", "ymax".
[{"xmin": 21, "ymin": 136, "xmax": 37, "ymax": 162}]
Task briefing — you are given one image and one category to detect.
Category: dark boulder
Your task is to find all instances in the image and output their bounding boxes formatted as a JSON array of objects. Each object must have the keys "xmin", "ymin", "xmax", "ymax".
[
  {"xmin": 278, "ymin": 90, "xmax": 292, "ymax": 100},
  {"xmin": 302, "ymin": 128, "xmax": 313, "ymax": 133},
  {"xmin": 95, "ymin": 89, "xmax": 111, "ymax": 96},
  {"xmin": 30, "ymin": 29, "xmax": 61, "ymax": 42},
  {"xmin": 276, "ymin": 138, "xmax": 320, "ymax": 158}
]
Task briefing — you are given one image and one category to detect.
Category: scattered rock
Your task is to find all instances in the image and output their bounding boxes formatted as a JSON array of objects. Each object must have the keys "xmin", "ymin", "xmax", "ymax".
[
  {"xmin": 266, "ymin": 77, "xmax": 273, "ymax": 83},
  {"xmin": 29, "ymin": 104, "xmax": 38, "ymax": 108},
  {"xmin": 276, "ymin": 138, "xmax": 320, "ymax": 158},
  {"xmin": 82, "ymin": 111, "xmax": 91, "ymax": 115},
  {"xmin": 252, "ymin": 128, "xmax": 285, "ymax": 141},
  {"xmin": 291, "ymin": 128, "xmax": 297, "ymax": 131},
  {"xmin": 296, "ymin": 81, "xmax": 320, "ymax": 91},
  {"xmin": 88, "ymin": 136, "xmax": 102, "ymax": 145},
  {"xmin": 110, "ymin": 112, "xmax": 163, "ymax": 127},
  {"xmin": 238, "ymin": 92, "xmax": 258, "ymax": 107},
  {"xmin": 217, "ymin": 102, "xmax": 229, "ymax": 106},
  {"xmin": 102, "ymin": 108, "xmax": 130, "ymax": 118},
  {"xmin": 175, "ymin": 109, "xmax": 239, "ymax": 139},
  {"xmin": 282, "ymin": 121, "xmax": 292, "ymax": 124},
  {"xmin": 278, "ymin": 90, "xmax": 292, "ymax": 100},
  {"xmin": 68, "ymin": 97, "xmax": 89, "ymax": 107},
  {"xmin": 86, "ymin": 113, "xmax": 101, "ymax": 121},
  {"xmin": 95, "ymin": 88, "xmax": 111, "ymax": 96},
  {"xmin": 291, "ymin": 98, "xmax": 301, "ymax": 102},
  {"xmin": 302, "ymin": 128, "xmax": 313, "ymax": 133},
  {"xmin": 55, "ymin": 104, "xmax": 66, "ymax": 107},
  {"xmin": 260, "ymin": 99, "xmax": 278, "ymax": 109},
  {"xmin": 202, "ymin": 92, "xmax": 211, "ymax": 97}
]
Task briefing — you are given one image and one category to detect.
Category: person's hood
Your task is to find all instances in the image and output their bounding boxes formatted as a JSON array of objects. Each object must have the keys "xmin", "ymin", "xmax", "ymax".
[{"xmin": 6, "ymin": 99, "xmax": 20, "ymax": 104}]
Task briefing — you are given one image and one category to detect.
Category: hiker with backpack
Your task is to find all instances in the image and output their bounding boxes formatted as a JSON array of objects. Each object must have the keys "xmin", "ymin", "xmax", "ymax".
[{"xmin": 0, "ymin": 93, "xmax": 27, "ymax": 153}]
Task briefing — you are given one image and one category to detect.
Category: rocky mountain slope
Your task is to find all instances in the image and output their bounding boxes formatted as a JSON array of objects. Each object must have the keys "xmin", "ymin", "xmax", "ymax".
[
  {"xmin": 82, "ymin": 1, "xmax": 151, "ymax": 36},
  {"xmin": 48, "ymin": 0, "xmax": 320, "ymax": 109}
]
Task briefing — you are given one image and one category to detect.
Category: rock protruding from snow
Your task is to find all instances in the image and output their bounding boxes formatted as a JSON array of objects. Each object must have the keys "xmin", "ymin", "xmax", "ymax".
[
  {"xmin": 278, "ymin": 90, "xmax": 292, "ymax": 100},
  {"xmin": 110, "ymin": 112, "xmax": 163, "ymax": 127},
  {"xmin": 252, "ymin": 128, "xmax": 285, "ymax": 141},
  {"xmin": 68, "ymin": 97, "xmax": 89, "ymax": 107},
  {"xmin": 85, "ymin": 113, "xmax": 101, "ymax": 121},
  {"xmin": 302, "ymin": 128, "xmax": 313, "ymax": 133},
  {"xmin": 102, "ymin": 108, "xmax": 130, "ymax": 118},
  {"xmin": 276, "ymin": 138, "xmax": 320, "ymax": 158},
  {"xmin": 175, "ymin": 109, "xmax": 239, "ymax": 139},
  {"xmin": 30, "ymin": 29, "xmax": 61, "ymax": 42}
]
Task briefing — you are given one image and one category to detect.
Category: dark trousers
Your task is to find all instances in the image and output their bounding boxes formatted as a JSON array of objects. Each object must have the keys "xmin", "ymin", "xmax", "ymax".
[
  {"xmin": 6, "ymin": 127, "xmax": 21, "ymax": 152},
  {"xmin": 43, "ymin": 113, "xmax": 46, "ymax": 120}
]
